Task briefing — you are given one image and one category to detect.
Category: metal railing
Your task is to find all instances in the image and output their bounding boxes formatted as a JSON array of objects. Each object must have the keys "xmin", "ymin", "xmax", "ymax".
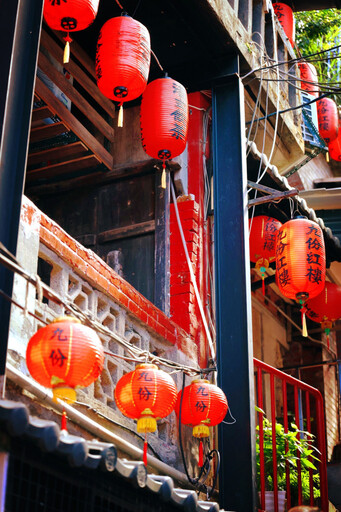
[{"xmin": 254, "ymin": 358, "xmax": 328, "ymax": 512}]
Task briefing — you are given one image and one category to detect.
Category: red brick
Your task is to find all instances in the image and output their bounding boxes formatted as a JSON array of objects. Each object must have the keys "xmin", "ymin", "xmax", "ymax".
[
  {"xmin": 40, "ymin": 226, "xmax": 60, "ymax": 250},
  {"xmin": 170, "ymin": 218, "xmax": 198, "ymax": 233},
  {"xmin": 170, "ymin": 271, "xmax": 191, "ymax": 286},
  {"xmin": 170, "ymin": 261, "xmax": 197, "ymax": 273},
  {"xmin": 170, "ymin": 282, "xmax": 196, "ymax": 296}
]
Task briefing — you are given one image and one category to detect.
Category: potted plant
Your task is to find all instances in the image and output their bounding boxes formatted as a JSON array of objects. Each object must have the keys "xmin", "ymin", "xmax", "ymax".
[{"xmin": 256, "ymin": 413, "xmax": 320, "ymax": 511}]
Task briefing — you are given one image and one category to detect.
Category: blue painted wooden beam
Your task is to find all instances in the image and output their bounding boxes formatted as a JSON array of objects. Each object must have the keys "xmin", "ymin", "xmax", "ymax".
[
  {"xmin": 0, "ymin": 0, "xmax": 44, "ymax": 381},
  {"xmin": 212, "ymin": 57, "xmax": 257, "ymax": 511}
]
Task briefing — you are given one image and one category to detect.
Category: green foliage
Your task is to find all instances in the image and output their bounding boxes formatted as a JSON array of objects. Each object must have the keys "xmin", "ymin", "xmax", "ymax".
[
  {"xmin": 295, "ymin": 9, "xmax": 341, "ymax": 104},
  {"xmin": 256, "ymin": 417, "xmax": 320, "ymax": 502}
]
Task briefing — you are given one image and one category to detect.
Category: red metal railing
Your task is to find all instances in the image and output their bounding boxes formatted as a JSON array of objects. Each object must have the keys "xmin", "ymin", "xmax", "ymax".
[{"xmin": 254, "ymin": 358, "xmax": 328, "ymax": 512}]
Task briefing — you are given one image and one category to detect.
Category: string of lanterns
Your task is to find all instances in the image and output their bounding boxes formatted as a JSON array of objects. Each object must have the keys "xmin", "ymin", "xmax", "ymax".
[
  {"xmin": 271, "ymin": 2, "xmax": 340, "ymax": 159},
  {"xmin": 250, "ymin": 213, "xmax": 340, "ymax": 344},
  {"xmin": 26, "ymin": 317, "xmax": 227, "ymax": 468},
  {"xmin": 43, "ymin": 0, "xmax": 189, "ymax": 187}
]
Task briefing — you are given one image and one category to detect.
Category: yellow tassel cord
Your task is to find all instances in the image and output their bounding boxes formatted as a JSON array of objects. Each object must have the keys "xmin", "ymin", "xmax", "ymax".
[
  {"xmin": 118, "ymin": 104, "xmax": 124, "ymax": 127},
  {"xmin": 52, "ymin": 386, "xmax": 76, "ymax": 404},
  {"xmin": 326, "ymin": 152, "xmax": 330, "ymax": 163},
  {"xmin": 301, "ymin": 304, "xmax": 308, "ymax": 337},
  {"xmin": 193, "ymin": 424, "xmax": 210, "ymax": 438},
  {"xmin": 137, "ymin": 416, "xmax": 157, "ymax": 434},
  {"xmin": 63, "ymin": 35, "xmax": 72, "ymax": 65},
  {"xmin": 161, "ymin": 163, "xmax": 166, "ymax": 189}
]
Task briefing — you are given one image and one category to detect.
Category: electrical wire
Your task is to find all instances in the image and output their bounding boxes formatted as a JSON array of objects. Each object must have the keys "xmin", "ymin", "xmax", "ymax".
[
  {"xmin": 241, "ymin": 43, "xmax": 341, "ymax": 80},
  {"xmin": 0, "ymin": 245, "xmax": 214, "ymax": 377}
]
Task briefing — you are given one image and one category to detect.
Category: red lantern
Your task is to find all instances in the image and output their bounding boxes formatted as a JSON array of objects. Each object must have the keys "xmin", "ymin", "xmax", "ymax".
[
  {"xmin": 140, "ymin": 76, "xmax": 189, "ymax": 188},
  {"xmin": 114, "ymin": 363, "xmax": 177, "ymax": 464},
  {"xmin": 96, "ymin": 15, "xmax": 151, "ymax": 127},
  {"xmin": 26, "ymin": 316, "xmax": 104, "ymax": 403},
  {"xmin": 306, "ymin": 282, "xmax": 341, "ymax": 349},
  {"xmin": 328, "ymin": 128, "xmax": 341, "ymax": 162},
  {"xmin": 43, "ymin": 0, "xmax": 100, "ymax": 64},
  {"xmin": 276, "ymin": 217, "xmax": 326, "ymax": 336},
  {"xmin": 273, "ymin": 3, "xmax": 295, "ymax": 47},
  {"xmin": 317, "ymin": 98, "xmax": 339, "ymax": 143},
  {"xmin": 298, "ymin": 62, "xmax": 319, "ymax": 97},
  {"xmin": 249, "ymin": 215, "xmax": 282, "ymax": 294},
  {"xmin": 175, "ymin": 379, "xmax": 228, "ymax": 466}
]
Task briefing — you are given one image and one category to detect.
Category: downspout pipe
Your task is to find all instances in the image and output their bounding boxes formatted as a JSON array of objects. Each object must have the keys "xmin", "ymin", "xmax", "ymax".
[{"xmin": 6, "ymin": 363, "xmax": 191, "ymax": 488}]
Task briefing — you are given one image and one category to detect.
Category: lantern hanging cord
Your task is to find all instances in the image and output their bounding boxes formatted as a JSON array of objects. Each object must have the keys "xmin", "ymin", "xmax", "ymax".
[
  {"xmin": 115, "ymin": 0, "xmax": 124, "ymax": 10},
  {"xmin": 170, "ymin": 182, "xmax": 216, "ymax": 365},
  {"xmin": 0, "ymin": 244, "xmax": 215, "ymax": 377},
  {"xmin": 151, "ymin": 49, "xmax": 164, "ymax": 72}
]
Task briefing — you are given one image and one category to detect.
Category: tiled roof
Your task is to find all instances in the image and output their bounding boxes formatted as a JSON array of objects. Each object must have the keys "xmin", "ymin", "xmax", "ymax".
[{"xmin": 0, "ymin": 399, "xmax": 221, "ymax": 512}]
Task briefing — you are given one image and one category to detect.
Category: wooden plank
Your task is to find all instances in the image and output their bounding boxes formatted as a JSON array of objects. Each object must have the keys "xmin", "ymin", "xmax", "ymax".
[
  {"xmin": 54, "ymin": 30, "xmax": 97, "ymax": 79},
  {"xmin": 35, "ymin": 76, "xmax": 113, "ymax": 170},
  {"xmin": 98, "ymin": 220, "xmax": 156, "ymax": 243},
  {"xmin": 26, "ymin": 154, "xmax": 100, "ymax": 182},
  {"xmin": 38, "ymin": 51, "xmax": 114, "ymax": 141},
  {"xmin": 40, "ymin": 30, "xmax": 115, "ymax": 118},
  {"xmin": 314, "ymin": 177, "xmax": 341, "ymax": 187},
  {"xmin": 28, "ymin": 141, "xmax": 88, "ymax": 167},
  {"xmin": 30, "ymin": 121, "xmax": 69, "ymax": 143},
  {"xmin": 32, "ymin": 106, "xmax": 53, "ymax": 122}
]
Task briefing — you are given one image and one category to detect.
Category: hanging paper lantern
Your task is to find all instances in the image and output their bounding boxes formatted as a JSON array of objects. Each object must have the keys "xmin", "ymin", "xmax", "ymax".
[
  {"xmin": 298, "ymin": 62, "xmax": 319, "ymax": 97},
  {"xmin": 249, "ymin": 215, "xmax": 282, "ymax": 294},
  {"xmin": 317, "ymin": 98, "xmax": 339, "ymax": 144},
  {"xmin": 43, "ymin": 0, "xmax": 100, "ymax": 64},
  {"xmin": 114, "ymin": 363, "xmax": 177, "ymax": 465},
  {"xmin": 175, "ymin": 379, "xmax": 228, "ymax": 466},
  {"xmin": 140, "ymin": 75, "xmax": 189, "ymax": 188},
  {"xmin": 328, "ymin": 128, "xmax": 341, "ymax": 162},
  {"xmin": 96, "ymin": 15, "xmax": 151, "ymax": 127},
  {"xmin": 275, "ymin": 216, "xmax": 326, "ymax": 336},
  {"xmin": 273, "ymin": 3, "xmax": 295, "ymax": 47},
  {"xmin": 26, "ymin": 316, "xmax": 104, "ymax": 403},
  {"xmin": 306, "ymin": 282, "xmax": 341, "ymax": 349}
]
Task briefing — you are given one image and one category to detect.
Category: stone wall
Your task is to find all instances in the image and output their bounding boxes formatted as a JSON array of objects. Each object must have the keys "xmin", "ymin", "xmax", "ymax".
[{"xmin": 7, "ymin": 196, "xmax": 200, "ymax": 470}]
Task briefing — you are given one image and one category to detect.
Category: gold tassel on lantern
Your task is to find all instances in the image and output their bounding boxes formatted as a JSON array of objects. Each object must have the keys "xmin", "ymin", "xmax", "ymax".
[
  {"xmin": 300, "ymin": 303, "xmax": 308, "ymax": 337},
  {"xmin": 63, "ymin": 35, "xmax": 72, "ymax": 64},
  {"xmin": 161, "ymin": 163, "xmax": 166, "ymax": 189},
  {"xmin": 118, "ymin": 104, "xmax": 124, "ymax": 128}
]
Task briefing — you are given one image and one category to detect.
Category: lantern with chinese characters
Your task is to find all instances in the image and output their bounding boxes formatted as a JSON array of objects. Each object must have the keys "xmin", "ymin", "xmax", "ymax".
[
  {"xmin": 306, "ymin": 282, "xmax": 341, "ymax": 349},
  {"xmin": 317, "ymin": 98, "xmax": 339, "ymax": 144},
  {"xmin": 273, "ymin": 3, "xmax": 295, "ymax": 47},
  {"xmin": 328, "ymin": 129, "xmax": 341, "ymax": 162},
  {"xmin": 43, "ymin": 0, "xmax": 100, "ymax": 64},
  {"xmin": 26, "ymin": 316, "xmax": 104, "ymax": 403},
  {"xmin": 298, "ymin": 62, "xmax": 319, "ymax": 97},
  {"xmin": 249, "ymin": 215, "xmax": 282, "ymax": 294},
  {"xmin": 140, "ymin": 76, "xmax": 189, "ymax": 188},
  {"xmin": 275, "ymin": 216, "xmax": 326, "ymax": 336},
  {"xmin": 114, "ymin": 364, "xmax": 177, "ymax": 465},
  {"xmin": 175, "ymin": 379, "xmax": 228, "ymax": 466},
  {"xmin": 96, "ymin": 15, "xmax": 151, "ymax": 127}
]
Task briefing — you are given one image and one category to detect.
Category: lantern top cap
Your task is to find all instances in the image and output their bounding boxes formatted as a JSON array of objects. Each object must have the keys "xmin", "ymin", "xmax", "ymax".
[
  {"xmin": 51, "ymin": 316, "xmax": 81, "ymax": 325},
  {"xmin": 292, "ymin": 214, "xmax": 307, "ymax": 220},
  {"xmin": 135, "ymin": 363, "xmax": 158, "ymax": 370},
  {"xmin": 192, "ymin": 378, "xmax": 210, "ymax": 384}
]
